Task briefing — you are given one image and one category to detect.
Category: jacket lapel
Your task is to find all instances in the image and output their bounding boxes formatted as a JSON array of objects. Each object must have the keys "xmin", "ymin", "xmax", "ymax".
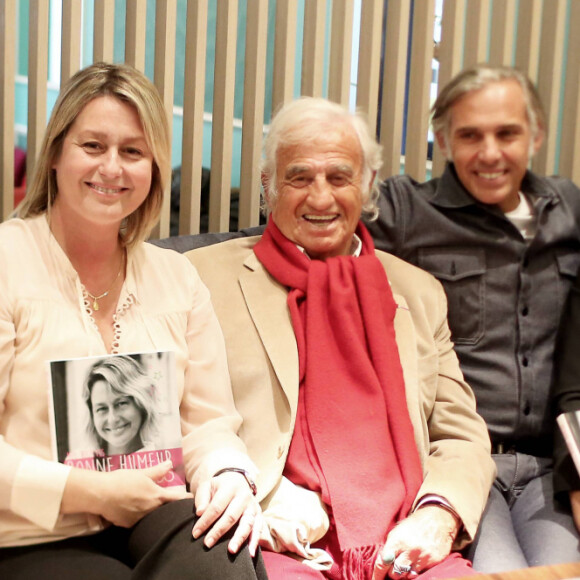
[
  {"xmin": 239, "ymin": 252, "xmax": 299, "ymax": 410},
  {"xmin": 239, "ymin": 250, "xmax": 423, "ymax": 453},
  {"xmin": 392, "ymin": 293, "xmax": 423, "ymax": 450}
]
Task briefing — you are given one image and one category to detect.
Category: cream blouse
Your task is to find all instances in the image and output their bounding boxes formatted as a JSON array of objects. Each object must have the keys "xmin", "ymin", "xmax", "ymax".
[{"xmin": 0, "ymin": 215, "xmax": 256, "ymax": 547}]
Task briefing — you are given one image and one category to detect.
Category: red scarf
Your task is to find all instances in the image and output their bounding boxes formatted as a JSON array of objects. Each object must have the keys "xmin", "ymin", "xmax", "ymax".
[{"xmin": 254, "ymin": 220, "xmax": 423, "ymax": 579}]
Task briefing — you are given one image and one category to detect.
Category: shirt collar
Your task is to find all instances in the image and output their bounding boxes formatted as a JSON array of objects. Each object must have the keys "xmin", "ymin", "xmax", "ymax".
[
  {"xmin": 431, "ymin": 163, "xmax": 556, "ymax": 210},
  {"xmin": 430, "ymin": 164, "xmax": 479, "ymax": 208}
]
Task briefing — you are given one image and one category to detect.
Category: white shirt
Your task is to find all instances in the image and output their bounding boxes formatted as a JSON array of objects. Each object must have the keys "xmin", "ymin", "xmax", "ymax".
[{"xmin": 504, "ymin": 191, "xmax": 537, "ymax": 241}]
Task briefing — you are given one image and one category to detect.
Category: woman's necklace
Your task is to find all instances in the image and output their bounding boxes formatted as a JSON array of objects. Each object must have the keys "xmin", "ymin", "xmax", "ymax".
[{"xmin": 85, "ymin": 251, "xmax": 125, "ymax": 312}]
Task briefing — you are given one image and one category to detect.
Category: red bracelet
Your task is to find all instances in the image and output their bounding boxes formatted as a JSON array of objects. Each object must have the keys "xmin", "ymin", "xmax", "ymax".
[{"xmin": 213, "ymin": 467, "xmax": 257, "ymax": 495}]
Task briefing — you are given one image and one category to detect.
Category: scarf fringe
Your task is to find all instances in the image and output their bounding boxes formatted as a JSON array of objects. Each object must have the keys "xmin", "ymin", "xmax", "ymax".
[{"xmin": 342, "ymin": 544, "xmax": 381, "ymax": 580}]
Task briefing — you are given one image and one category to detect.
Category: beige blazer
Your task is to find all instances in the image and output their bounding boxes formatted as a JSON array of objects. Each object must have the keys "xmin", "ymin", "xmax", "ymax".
[{"xmin": 188, "ymin": 236, "xmax": 495, "ymax": 548}]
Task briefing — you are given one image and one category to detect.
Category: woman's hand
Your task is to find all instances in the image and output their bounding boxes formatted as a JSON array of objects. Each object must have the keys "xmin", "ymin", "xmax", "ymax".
[
  {"xmin": 192, "ymin": 470, "xmax": 262, "ymax": 556},
  {"xmin": 372, "ymin": 505, "xmax": 460, "ymax": 580},
  {"xmin": 570, "ymin": 490, "xmax": 580, "ymax": 533},
  {"xmin": 62, "ymin": 460, "xmax": 191, "ymax": 528}
]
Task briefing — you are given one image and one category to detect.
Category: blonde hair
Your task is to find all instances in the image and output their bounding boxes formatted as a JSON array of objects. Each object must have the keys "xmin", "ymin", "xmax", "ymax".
[
  {"xmin": 18, "ymin": 62, "xmax": 171, "ymax": 248},
  {"xmin": 261, "ymin": 97, "xmax": 383, "ymax": 221}
]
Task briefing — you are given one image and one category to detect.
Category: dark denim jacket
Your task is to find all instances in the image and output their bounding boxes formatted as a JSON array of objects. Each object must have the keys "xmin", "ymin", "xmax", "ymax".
[{"xmin": 365, "ymin": 164, "xmax": 580, "ymax": 458}]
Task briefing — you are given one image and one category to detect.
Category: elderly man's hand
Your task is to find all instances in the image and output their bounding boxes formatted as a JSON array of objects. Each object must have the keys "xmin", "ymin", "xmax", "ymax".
[
  {"xmin": 192, "ymin": 470, "xmax": 262, "ymax": 557},
  {"xmin": 372, "ymin": 505, "xmax": 460, "ymax": 579}
]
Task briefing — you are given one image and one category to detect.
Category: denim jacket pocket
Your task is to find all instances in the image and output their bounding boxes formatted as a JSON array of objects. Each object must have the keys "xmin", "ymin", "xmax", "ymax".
[{"xmin": 417, "ymin": 248, "xmax": 486, "ymax": 345}]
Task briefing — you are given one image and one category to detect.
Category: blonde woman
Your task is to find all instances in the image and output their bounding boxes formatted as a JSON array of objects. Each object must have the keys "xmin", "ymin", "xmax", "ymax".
[{"xmin": 0, "ymin": 62, "xmax": 265, "ymax": 580}]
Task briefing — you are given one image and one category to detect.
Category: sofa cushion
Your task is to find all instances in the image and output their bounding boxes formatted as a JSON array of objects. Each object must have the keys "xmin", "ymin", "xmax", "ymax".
[{"xmin": 149, "ymin": 225, "xmax": 265, "ymax": 254}]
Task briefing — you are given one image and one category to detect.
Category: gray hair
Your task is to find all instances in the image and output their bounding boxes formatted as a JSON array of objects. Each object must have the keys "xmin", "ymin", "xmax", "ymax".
[
  {"xmin": 431, "ymin": 64, "xmax": 545, "ymax": 143},
  {"xmin": 261, "ymin": 97, "xmax": 383, "ymax": 221}
]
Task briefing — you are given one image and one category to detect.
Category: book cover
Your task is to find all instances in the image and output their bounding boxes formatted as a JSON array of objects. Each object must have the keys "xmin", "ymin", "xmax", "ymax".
[
  {"xmin": 557, "ymin": 410, "xmax": 580, "ymax": 476},
  {"xmin": 48, "ymin": 351, "xmax": 186, "ymax": 488}
]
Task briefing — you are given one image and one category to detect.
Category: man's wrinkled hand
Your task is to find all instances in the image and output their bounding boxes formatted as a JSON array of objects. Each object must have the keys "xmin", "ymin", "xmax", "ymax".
[
  {"xmin": 192, "ymin": 471, "xmax": 262, "ymax": 556},
  {"xmin": 372, "ymin": 505, "xmax": 460, "ymax": 579}
]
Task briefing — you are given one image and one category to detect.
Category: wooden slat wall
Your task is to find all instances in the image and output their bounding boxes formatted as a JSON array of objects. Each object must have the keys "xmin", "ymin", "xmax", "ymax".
[
  {"xmin": 1, "ymin": 0, "xmax": 579, "ymax": 232},
  {"xmin": 431, "ymin": 0, "xmax": 466, "ymax": 177},
  {"xmin": 151, "ymin": 0, "xmax": 177, "ymax": 239},
  {"xmin": 238, "ymin": 0, "xmax": 269, "ymax": 229},
  {"xmin": 180, "ymin": 0, "xmax": 208, "ymax": 235},
  {"xmin": 463, "ymin": 0, "xmax": 490, "ymax": 68},
  {"xmin": 489, "ymin": 0, "xmax": 517, "ymax": 66},
  {"xmin": 328, "ymin": 0, "xmax": 354, "ymax": 107},
  {"xmin": 271, "ymin": 0, "xmax": 297, "ymax": 115},
  {"xmin": 533, "ymin": 0, "xmax": 567, "ymax": 176},
  {"xmin": 514, "ymin": 0, "xmax": 542, "ymax": 82},
  {"xmin": 379, "ymin": 0, "xmax": 411, "ymax": 180},
  {"xmin": 404, "ymin": 0, "xmax": 436, "ymax": 182},
  {"xmin": 431, "ymin": 0, "xmax": 574, "ymax": 179},
  {"xmin": 125, "ymin": 0, "xmax": 147, "ymax": 72},
  {"xmin": 27, "ymin": 0, "xmax": 49, "ymax": 186},
  {"xmin": 355, "ymin": 0, "xmax": 384, "ymax": 131},
  {"xmin": 301, "ymin": 0, "xmax": 326, "ymax": 98},
  {"xmin": 559, "ymin": 0, "xmax": 580, "ymax": 185},
  {"xmin": 208, "ymin": 0, "xmax": 238, "ymax": 233},
  {"xmin": 60, "ymin": 0, "xmax": 82, "ymax": 84},
  {"xmin": 93, "ymin": 0, "xmax": 115, "ymax": 63}
]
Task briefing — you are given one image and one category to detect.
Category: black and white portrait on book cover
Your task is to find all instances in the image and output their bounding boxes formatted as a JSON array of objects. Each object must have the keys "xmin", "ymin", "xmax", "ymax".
[{"xmin": 48, "ymin": 351, "xmax": 185, "ymax": 488}]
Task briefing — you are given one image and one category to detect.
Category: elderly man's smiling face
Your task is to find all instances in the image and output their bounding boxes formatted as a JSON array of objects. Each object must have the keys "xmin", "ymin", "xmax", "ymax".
[{"xmin": 268, "ymin": 123, "xmax": 365, "ymax": 260}]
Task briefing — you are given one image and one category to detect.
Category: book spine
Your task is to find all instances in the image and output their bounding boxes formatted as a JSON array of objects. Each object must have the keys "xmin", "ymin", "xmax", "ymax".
[{"xmin": 557, "ymin": 412, "xmax": 580, "ymax": 474}]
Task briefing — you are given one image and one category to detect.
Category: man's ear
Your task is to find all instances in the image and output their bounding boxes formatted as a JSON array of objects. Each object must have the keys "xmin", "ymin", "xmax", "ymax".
[
  {"xmin": 368, "ymin": 170, "xmax": 377, "ymax": 193},
  {"xmin": 261, "ymin": 171, "xmax": 273, "ymax": 211},
  {"xmin": 532, "ymin": 125, "xmax": 545, "ymax": 156},
  {"xmin": 435, "ymin": 131, "xmax": 450, "ymax": 159}
]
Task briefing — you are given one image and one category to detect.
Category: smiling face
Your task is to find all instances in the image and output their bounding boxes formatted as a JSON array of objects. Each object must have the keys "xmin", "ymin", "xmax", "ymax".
[
  {"xmin": 437, "ymin": 79, "xmax": 544, "ymax": 212},
  {"xmin": 51, "ymin": 96, "xmax": 154, "ymax": 235},
  {"xmin": 268, "ymin": 123, "xmax": 366, "ymax": 260},
  {"xmin": 90, "ymin": 380, "xmax": 144, "ymax": 455}
]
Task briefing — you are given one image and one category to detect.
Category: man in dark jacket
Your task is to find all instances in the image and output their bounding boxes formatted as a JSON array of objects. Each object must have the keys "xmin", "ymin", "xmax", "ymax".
[{"xmin": 366, "ymin": 64, "xmax": 580, "ymax": 573}]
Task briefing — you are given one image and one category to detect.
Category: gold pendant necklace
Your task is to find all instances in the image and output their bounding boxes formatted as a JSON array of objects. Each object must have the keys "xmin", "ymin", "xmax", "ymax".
[{"xmin": 85, "ymin": 252, "xmax": 125, "ymax": 312}]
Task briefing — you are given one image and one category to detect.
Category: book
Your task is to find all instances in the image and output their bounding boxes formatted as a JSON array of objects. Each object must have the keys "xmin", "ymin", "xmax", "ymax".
[
  {"xmin": 557, "ymin": 410, "xmax": 580, "ymax": 475},
  {"xmin": 48, "ymin": 351, "xmax": 186, "ymax": 488}
]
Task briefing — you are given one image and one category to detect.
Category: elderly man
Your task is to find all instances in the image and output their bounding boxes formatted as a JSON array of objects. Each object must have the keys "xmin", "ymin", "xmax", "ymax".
[
  {"xmin": 188, "ymin": 97, "xmax": 494, "ymax": 580},
  {"xmin": 365, "ymin": 65, "xmax": 580, "ymax": 572}
]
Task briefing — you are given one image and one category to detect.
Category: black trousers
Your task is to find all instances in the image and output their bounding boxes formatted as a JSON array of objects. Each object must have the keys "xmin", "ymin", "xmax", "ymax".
[{"xmin": 0, "ymin": 499, "xmax": 268, "ymax": 580}]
